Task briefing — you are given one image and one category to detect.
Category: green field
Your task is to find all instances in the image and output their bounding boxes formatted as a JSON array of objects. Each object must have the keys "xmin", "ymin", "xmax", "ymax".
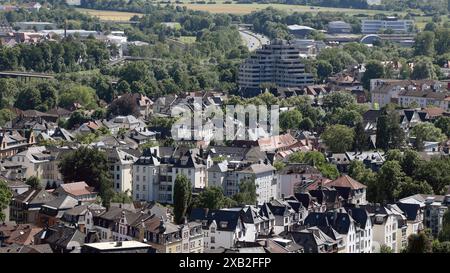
[
  {"xmin": 76, "ymin": 8, "xmax": 142, "ymax": 20},
  {"xmin": 178, "ymin": 36, "xmax": 196, "ymax": 44},
  {"xmin": 173, "ymin": 2, "xmax": 413, "ymax": 15}
]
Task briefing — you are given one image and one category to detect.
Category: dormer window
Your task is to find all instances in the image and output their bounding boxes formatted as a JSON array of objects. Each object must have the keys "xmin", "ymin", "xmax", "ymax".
[{"xmin": 219, "ymin": 221, "xmax": 228, "ymax": 228}]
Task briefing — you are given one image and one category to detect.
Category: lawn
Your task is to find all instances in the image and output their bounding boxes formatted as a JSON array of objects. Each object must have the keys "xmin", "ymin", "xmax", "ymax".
[
  {"xmin": 75, "ymin": 8, "xmax": 142, "ymax": 21},
  {"xmin": 178, "ymin": 36, "xmax": 197, "ymax": 44}
]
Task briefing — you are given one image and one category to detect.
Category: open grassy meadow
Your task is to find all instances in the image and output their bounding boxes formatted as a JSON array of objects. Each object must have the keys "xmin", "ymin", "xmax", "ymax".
[
  {"xmin": 75, "ymin": 8, "xmax": 142, "ymax": 21},
  {"xmin": 173, "ymin": 2, "xmax": 411, "ymax": 15}
]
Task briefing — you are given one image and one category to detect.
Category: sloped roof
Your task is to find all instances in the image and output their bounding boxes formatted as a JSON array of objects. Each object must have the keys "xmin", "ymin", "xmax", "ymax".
[
  {"xmin": 327, "ymin": 175, "xmax": 367, "ymax": 190},
  {"xmin": 58, "ymin": 182, "xmax": 96, "ymax": 196}
]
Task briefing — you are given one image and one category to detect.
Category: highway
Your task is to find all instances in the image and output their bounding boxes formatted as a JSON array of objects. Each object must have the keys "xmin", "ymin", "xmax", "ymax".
[{"xmin": 239, "ymin": 28, "xmax": 270, "ymax": 52}]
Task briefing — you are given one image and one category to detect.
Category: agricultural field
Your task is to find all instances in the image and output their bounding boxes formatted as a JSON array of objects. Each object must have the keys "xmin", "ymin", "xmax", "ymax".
[
  {"xmin": 173, "ymin": 2, "xmax": 411, "ymax": 15},
  {"xmin": 75, "ymin": 8, "xmax": 142, "ymax": 21}
]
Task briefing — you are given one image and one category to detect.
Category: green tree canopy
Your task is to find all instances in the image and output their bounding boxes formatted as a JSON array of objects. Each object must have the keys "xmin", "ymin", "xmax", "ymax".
[
  {"xmin": 173, "ymin": 174, "xmax": 192, "ymax": 224},
  {"xmin": 321, "ymin": 125, "xmax": 355, "ymax": 153},
  {"xmin": 58, "ymin": 147, "xmax": 113, "ymax": 206}
]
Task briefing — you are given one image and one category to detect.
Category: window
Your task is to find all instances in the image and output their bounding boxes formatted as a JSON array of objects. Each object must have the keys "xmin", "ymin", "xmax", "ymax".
[
  {"xmin": 116, "ymin": 183, "xmax": 120, "ymax": 189},
  {"xmin": 136, "ymin": 184, "xmax": 140, "ymax": 190},
  {"xmin": 211, "ymin": 237, "xmax": 215, "ymax": 243},
  {"xmin": 143, "ymin": 185, "xmax": 146, "ymax": 191},
  {"xmin": 110, "ymin": 165, "xmax": 114, "ymax": 171},
  {"xmin": 136, "ymin": 175, "xmax": 140, "ymax": 182},
  {"xmin": 211, "ymin": 227, "xmax": 216, "ymax": 233},
  {"xmin": 116, "ymin": 166, "xmax": 120, "ymax": 171},
  {"xmin": 143, "ymin": 176, "xmax": 146, "ymax": 181},
  {"xmin": 116, "ymin": 174, "xmax": 120, "ymax": 180}
]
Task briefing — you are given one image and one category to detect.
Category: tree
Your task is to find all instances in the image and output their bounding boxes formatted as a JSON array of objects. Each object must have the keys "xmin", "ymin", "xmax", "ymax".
[
  {"xmin": 411, "ymin": 122, "xmax": 447, "ymax": 143},
  {"xmin": 67, "ymin": 110, "xmax": 90, "ymax": 129},
  {"xmin": 58, "ymin": 147, "xmax": 113, "ymax": 206},
  {"xmin": 361, "ymin": 61, "xmax": 384, "ymax": 90},
  {"xmin": 434, "ymin": 116, "xmax": 450, "ymax": 137},
  {"xmin": 380, "ymin": 245, "xmax": 392, "ymax": 253},
  {"xmin": 317, "ymin": 163, "xmax": 340, "ymax": 180},
  {"xmin": 353, "ymin": 121, "xmax": 367, "ymax": 152},
  {"xmin": 233, "ymin": 176, "xmax": 257, "ymax": 205},
  {"xmin": 438, "ymin": 210, "xmax": 450, "ymax": 242},
  {"xmin": 321, "ymin": 125, "xmax": 355, "ymax": 153},
  {"xmin": 299, "ymin": 117, "xmax": 314, "ymax": 131},
  {"xmin": 107, "ymin": 94, "xmax": 140, "ymax": 118},
  {"xmin": 406, "ymin": 230, "xmax": 433, "ymax": 253},
  {"xmin": 0, "ymin": 180, "xmax": 12, "ymax": 222},
  {"xmin": 316, "ymin": 60, "xmax": 333, "ymax": 82},
  {"xmin": 173, "ymin": 174, "xmax": 192, "ymax": 224},
  {"xmin": 110, "ymin": 191, "xmax": 133, "ymax": 204},
  {"xmin": 375, "ymin": 161, "xmax": 406, "ymax": 202},
  {"xmin": 0, "ymin": 109, "xmax": 15, "ymax": 127},
  {"xmin": 26, "ymin": 176, "xmax": 41, "ymax": 190},
  {"xmin": 414, "ymin": 31, "xmax": 435, "ymax": 57},
  {"xmin": 401, "ymin": 149, "xmax": 422, "ymax": 177},
  {"xmin": 273, "ymin": 161, "xmax": 285, "ymax": 172},
  {"xmin": 411, "ymin": 58, "xmax": 438, "ymax": 80},
  {"xmin": 192, "ymin": 186, "xmax": 236, "ymax": 210},
  {"xmin": 376, "ymin": 114, "xmax": 390, "ymax": 150},
  {"xmin": 322, "ymin": 92, "xmax": 356, "ymax": 111},
  {"xmin": 432, "ymin": 241, "xmax": 450, "ymax": 253},
  {"xmin": 14, "ymin": 86, "xmax": 42, "ymax": 110},
  {"xmin": 376, "ymin": 107, "xmax": 405, "ymax": 150},
  {"xmin": 279, "ymin": 109, "xmax": 302, "ymax": 131},
  {"xmin": 59, "ymin": 85, "xmax": 97, "ymax": 110}
]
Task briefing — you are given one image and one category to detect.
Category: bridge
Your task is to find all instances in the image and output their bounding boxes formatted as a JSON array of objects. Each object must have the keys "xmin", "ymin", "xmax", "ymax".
[{"xmin": 0, "ymin": 71, "xmax": 55, "ymax": 81}]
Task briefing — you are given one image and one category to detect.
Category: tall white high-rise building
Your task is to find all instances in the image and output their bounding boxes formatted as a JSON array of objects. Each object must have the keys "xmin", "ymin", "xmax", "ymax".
[{"xmin": 238, "ymin": 39, "xmax": 314, "ymax": 89}]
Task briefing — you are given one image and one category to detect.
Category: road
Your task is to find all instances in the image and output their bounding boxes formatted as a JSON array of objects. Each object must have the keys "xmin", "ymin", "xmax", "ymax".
[{"xmin": 239, "ymin": 28, "xmax": 270, "ymax": 52}]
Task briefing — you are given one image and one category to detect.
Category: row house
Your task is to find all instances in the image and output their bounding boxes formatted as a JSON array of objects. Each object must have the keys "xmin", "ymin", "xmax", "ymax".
[
  {"xmin": 361, "ymin": 204, "xmax": 400, "ymax": 252},
  {"xmin": 60, "ymin": 203, "xmax": 106, "ymax": 233},
  {"xmin": 0, "ymin": 130, "xmax": 36, "ymax": 159},
  {"xmin": 189, "ymin": 208, "xmax": 247, "ymax": 251},
  {"xmin": 9, "ymin": 189, "xmax": 56, "ymax": 224},
  {"xmin": 140, "ymin": 216, "xmax": 204, "ymax": 253},
  {"xmin": 287, "ymin": 226, "xmax": 339, "ymax": 253},
  {"xmin": 304, "ymin": 210, "xmax": 359, "ymax": 253},
  {"xmin": 398, "ymin": 89, "xmax": 450, "ymax": 111}
]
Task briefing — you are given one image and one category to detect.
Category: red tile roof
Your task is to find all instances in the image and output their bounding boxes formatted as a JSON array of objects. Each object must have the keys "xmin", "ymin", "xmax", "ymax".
[
  {"xmin": 326, "ymin": 175, "xmax": 366, "ymax": 190},
  {"xmin": 59, "ymin": 182, "xmax": 96, "ymax": 196}
]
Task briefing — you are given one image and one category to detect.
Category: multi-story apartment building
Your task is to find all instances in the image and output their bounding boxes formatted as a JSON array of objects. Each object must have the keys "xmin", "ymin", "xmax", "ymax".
[
  {"xmin": 106, "ymin": 148, "xmax": 137, "ymax": 195},
  {"xmin": 132, "ymin": 147, "xmax": 209, "ymax": 204},
  {"xmin": 238, "ymin": 39, "xmax": 314, "ymax": 90},
  {"xmin": 208, "ymin": 160, "xmax": 278, "ymax": 205},
  {"xmin": 363, "ymin": 204, "xmax": 399, "ymax": 252},
  {"xmin": 399, "ymin": 194, "xmax": 450, "ymax": 237},
  {"xmin": 362, "ymin": 19, "xmax": 414, "ymax": 34},
  {"xmin": 370, "ymin": 79, "xmax": 446, "ymax": 108},
  {"xmin": 398, "ymin": 89, "xmax": 450, "ymax": 111}
]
